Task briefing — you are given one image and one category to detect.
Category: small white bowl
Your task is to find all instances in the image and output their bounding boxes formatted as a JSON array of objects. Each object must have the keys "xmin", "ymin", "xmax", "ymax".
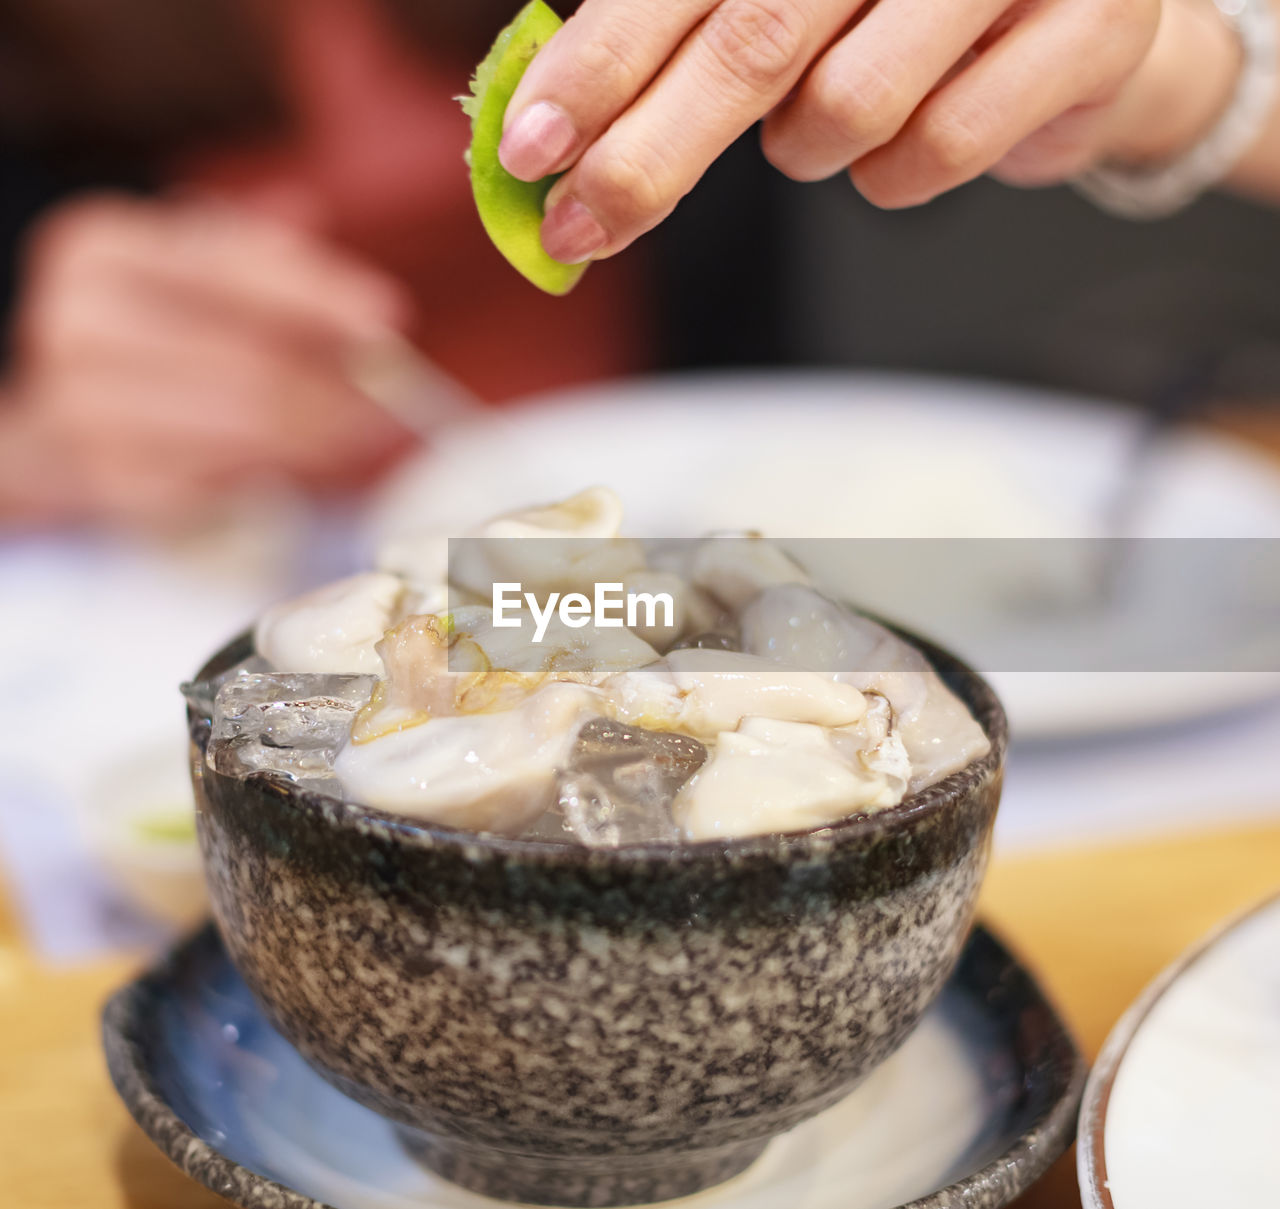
[{"xmin": 78, "ymin": 738, "xmax": 207, "ymax": 930}]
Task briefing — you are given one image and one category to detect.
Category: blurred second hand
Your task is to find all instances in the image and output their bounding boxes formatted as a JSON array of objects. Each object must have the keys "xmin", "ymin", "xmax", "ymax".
[{"xmin": 345, "ymin": 332, "xmax": 484, "ymax": 438}]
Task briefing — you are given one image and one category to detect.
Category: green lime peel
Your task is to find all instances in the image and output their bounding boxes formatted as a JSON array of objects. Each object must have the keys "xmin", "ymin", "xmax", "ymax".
[{"xmin": 462, "ymin": 1, "xmax": 586, "ymax": 296}]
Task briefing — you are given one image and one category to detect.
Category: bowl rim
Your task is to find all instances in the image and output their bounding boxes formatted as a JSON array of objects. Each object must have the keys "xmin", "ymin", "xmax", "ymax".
[{"xmin": 191, "ymin": 623, "xmax": 1007, "ymax": 867}]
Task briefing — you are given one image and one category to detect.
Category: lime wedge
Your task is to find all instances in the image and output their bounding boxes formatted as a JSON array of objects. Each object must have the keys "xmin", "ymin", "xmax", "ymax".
[
  {"xmin": 462, "ymin": 1, "xmax": 586, "ymax": 296},
  {"xmin": 133, "ymin": 811, "xmax": 197, "ymax": 845}
]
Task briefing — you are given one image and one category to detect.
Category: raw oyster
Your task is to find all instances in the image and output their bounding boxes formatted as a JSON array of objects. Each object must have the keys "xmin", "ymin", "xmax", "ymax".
[
  {"xmin": 220, "ymin": 488, "xmax": 991, "ymax": 843},
  {"xmin": 674, "ymin": 715, "xmax": 907, "ymax": 841},
  {"xmin": 255, "ymin": 572, "xmax": 406, "ymax": 676},
  {"xmin": 334, "ymin": 682, "xmax": 597, "ymax": 834},
  {"xmin": 602, "ymin": 649, "xmax": 866, "ymax": 738},
  {"xmin": 740, "ymin": 584, "xmax": 990, "ymax": 789}
]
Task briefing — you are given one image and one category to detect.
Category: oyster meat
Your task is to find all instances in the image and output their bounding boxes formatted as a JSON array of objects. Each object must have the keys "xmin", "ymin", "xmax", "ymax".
[{"xmin": 213, "ymin": 488, "xmax": 989, "ymax": 843}]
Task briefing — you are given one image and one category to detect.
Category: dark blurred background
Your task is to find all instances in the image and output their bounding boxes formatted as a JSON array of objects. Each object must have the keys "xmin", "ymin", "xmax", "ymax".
[{"xmin": 5, "ymin": 0, "xmax": 1280, "ymax": 412}]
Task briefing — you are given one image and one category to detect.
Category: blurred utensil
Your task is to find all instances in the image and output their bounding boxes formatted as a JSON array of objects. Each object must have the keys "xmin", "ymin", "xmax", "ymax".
[
  {"xmin": 346, "ymin": 333, "xmax": 483, "ymax": 438},
  {"xmin": 1105, "ymin": 351, "xmax": 1224, "ymax": 536},
  {"xmin": 1096, "ymin": 350, "xmax": 1226, "ymax": 603}
]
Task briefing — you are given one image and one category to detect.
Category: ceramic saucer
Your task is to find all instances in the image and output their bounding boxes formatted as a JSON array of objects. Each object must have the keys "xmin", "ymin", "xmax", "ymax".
[
  {"xmin": 104, "ymin": 923, "xmax": 1083, "ymax": 1209},
  {"xmin": 1079, "ymin": 892, "xmax": 1280, "ymax": 1209}
]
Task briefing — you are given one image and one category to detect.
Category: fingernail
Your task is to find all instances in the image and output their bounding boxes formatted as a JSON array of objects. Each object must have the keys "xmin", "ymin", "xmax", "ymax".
[
  {"xmin": 499, "ymin": 102, "xmax": 577, "ymax": 181},
  {"xmin": 541, "ymin": 198, "xmax": 607, "ymax": 264}
]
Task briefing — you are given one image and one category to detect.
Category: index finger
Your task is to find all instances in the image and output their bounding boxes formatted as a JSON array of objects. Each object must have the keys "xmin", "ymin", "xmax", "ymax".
[
  {"xmin": 499, "ymin": 0, "xmax": 716, "ymax": 182},
  {"xmin": 527, "ymin": 0, "xmax": 855, "ymax": 264}
]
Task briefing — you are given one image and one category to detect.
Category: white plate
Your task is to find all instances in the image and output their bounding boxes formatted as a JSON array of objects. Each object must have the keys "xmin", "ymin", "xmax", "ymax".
[
  {"xmin": 368, "ymin": 371, "xmax": 1280, "ymax": 738},
  {"xmin": 1079, "ymin": 893, "xmax": 1280, "ymax": 1209}
]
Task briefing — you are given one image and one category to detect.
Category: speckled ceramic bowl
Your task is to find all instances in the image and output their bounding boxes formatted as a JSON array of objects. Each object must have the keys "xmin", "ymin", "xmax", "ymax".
[{"xmin": 188, "ymin": 631, "xmax": 1007, "ymax": 1208}]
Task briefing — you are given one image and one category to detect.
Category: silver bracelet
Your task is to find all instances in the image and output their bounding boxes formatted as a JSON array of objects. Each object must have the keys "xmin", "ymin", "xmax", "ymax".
[{"xmin": 1072, "ymin": 0, "xmax": 1278, "ymax": 219}]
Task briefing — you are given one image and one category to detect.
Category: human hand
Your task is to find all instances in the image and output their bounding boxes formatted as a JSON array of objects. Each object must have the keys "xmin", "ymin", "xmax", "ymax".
[
  {"xmin": 497, "ymin": 0, "xmax": 1165, "ymax": 261},
  {"xmin": 5, "ymin": 195, "xmax": 416, "ymax": 528}
]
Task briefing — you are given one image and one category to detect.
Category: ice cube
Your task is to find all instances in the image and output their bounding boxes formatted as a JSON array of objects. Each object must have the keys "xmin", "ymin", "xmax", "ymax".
[
  {"xmin": 521, "ymin": 805, "xmax": 578, "ymax": 845},
  {"xmin": 213, "ymin": 672, "xmax": 376, "ymax": 742},
  {"xmin": 558, "ymin": 773, "xmax": 630, "ymax": 847},
  {"xmin": 181, "ymin": 656, "xmax": 272, "ymax": 718},
  {"xmin": 208, "ymin": 672, "xmax": 377, "ymax": 784},
  {"xmin": 573, "ymin": 718, "xmax": 707, "ymax": 791},
  {"xmin": 533, "ymin": 719, "xmax": 707, "ymax": 846}
]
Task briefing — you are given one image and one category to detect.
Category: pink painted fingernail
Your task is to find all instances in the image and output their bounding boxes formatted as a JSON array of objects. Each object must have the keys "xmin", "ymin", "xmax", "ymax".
[
  {"xmin": 499, "ymin": 102, "xmax": 577, "ymax": 181},
  {"xmin": 541, "ymin": 198, "xmax": 607, "ymax": 264}
]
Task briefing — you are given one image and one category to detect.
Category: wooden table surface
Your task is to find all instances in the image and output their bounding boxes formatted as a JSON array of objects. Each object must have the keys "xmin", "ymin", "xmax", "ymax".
[{"xmin": 2, "ymin": 820, "xmax": 1278, "ymax": 1209}]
